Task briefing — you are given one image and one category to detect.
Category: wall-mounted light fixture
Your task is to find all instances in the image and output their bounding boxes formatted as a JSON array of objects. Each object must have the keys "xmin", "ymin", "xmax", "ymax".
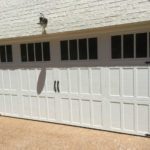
[{"xmin": 37, "ymin": 13, "xmax": 48, "ymax": 34}]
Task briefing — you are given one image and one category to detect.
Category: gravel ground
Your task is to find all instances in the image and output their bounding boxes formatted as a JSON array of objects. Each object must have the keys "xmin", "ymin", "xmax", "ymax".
[{"xmin": 0, "ymin": 116, "xmax": 149, "ymax": 150}]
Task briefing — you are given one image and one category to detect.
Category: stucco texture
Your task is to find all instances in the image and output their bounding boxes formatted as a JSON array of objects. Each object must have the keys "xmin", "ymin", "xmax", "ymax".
[{"xmin": 0, "ymin": 0, "xmax": 150, "ymax": 39}]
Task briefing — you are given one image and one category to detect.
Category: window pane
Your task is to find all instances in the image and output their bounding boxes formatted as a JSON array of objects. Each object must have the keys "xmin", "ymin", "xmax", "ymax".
[
  {"xmin": 43, "ymin": 42, "xmax": 50, "ymax": 61},
  {"xmin": 61, "ymin": 41, "xmax": 68, "ymax": 60},
  {"xmin": 35, "ymin": 43, "xmax": 42, "ymax": 61},
  {"xmin": 28, "ymin": 43, "xmax": 35, "ymax": 62},
  {"xmin": 20, "ymin": 44, "xmax": 27, "ymax": 62},
  {"xmin": 6, "ymin": 45, "xmax": 13, "ymax": 62},
  {"xmin": 79, "ymin": 39, "xmax": 87, "ymax": 60},
  {"xmin": 111, "ymin": 35, "xmax": 121, "ymax": 59},
  {"xmin": 136, "ymin": 33, "xmax": 147, "ymax": 58},
  {"xmin": 0, "ymin": 46, "xmax": 6, "ymax": 62},
  {"xmin": 69, "ymin": 40, "xmax": 77, "ymax": 60},
  {"xmin": 88, "ymin": 38, "xmax": 97, "ymax": 59},
  {"xmin": 149, "ymin": 33, "xmax": 150, "ymax": 57},
  {"xmin": 123, "ymin": 34, "xmax": 134, "ymax": 58}
]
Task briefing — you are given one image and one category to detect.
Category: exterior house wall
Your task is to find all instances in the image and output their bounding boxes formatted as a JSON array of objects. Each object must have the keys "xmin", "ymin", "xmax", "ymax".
[
  {"xmin": 0, "ymin": 0, "xmax": 150, "ymax": 39},
  {"xmin": 0, "ymin": 1, "xmax": 150, "ymax": 136}
]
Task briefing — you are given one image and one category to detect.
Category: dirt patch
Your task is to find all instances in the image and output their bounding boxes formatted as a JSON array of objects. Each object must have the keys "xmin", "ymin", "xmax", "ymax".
[{"xmin": 0, "ymin": 116, "xmax": 149, "ymax": 150}]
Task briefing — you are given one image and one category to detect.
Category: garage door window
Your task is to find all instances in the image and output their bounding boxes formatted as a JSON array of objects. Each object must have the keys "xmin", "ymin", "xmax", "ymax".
[
  {"xmin": 60, "ymin": 37, "xmax": 98, "ymax": 61},
  {"xmin": 69, "ymin": 40, "xmax": 78, "ymax": 60},
  {"xmin": 20, "ymin": 42, "xmax": 50, "ymax": 62},
  {"xmin": 61, "ymin": 41, "xmax": 68, "ymax": 60},
  {"xmin": 111, "ymin": 35, "xmax": 121, "ymax": 59},
  {"xmin": 111, "ymin": 32, "xmax": 148, "ymax": 59},
  {"xmin": 136, "ymin": 33, "xmax": 147, "ymax": 58},
  {"xmin": 89, "ymin": 38, "xmax": 98, "ymax": 59},
  {"xmin": 123, "ymin": 34, "xmax": 134, "ymax": 58},
  {"xmin": 0, "ymin": 45, "xmax": 13, "ymax": 62}
]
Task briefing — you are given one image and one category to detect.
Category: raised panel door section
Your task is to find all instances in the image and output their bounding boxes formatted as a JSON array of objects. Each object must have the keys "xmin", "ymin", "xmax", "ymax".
[
  {"xmin": 92, "ymin": 100, "xmax": 103, "ymax": 127},
  {"xmin": 5, "ymin": 94, "xmax": 12, "ymax": 115},
  {"xmin": 0, "ymin": 94, "xmax": 4, "ymax": 113},
  {"xmin": 91, "ymin": 68, "xmax": 102, "ymax": 95},
  {"xmin": 122, "ymin": 68, "xmax": 134, "ymax": 97},
  {"xmin": 59, "ymin": 69, "xmax": 69, "ymax": 93},
  {"xmin": 23, "ymin": 96, "xmax": 31, "ymax": 117},
  {"xmin": 47, "ymin": 97, "xmax": 56, "ymax": 121},
  {"xmin": 123, "ymin": 103, "xmax": 135, "ymax": 131},
  {"xmin": 61, "ymin": 98, "xmax": 70, "ymax": 123},
  {"xmin": 80, "ymin": 69, "xmax": 90, "ymax": 94},
  {"xmin": 31, "ymin": 96, "xmax": 39, "ymax": 119},
  {"xmin": 109, "ymin": 68, "xmax": 120, "ymax": 96},
  {"xmin": 21, "ymin": 69, "xmax": 29, "ymax": 91},
  {"xmin": 70, "ymin": 69, "xmax": 79, "ymax": 94},
  {"xmin": 10, "ymin": 70, "xmax": 19, "ymax": 91},
  {"xmin": 39, "ymin": 96, "xmax": 48, "ymax": 120},
  {"xmin": 29, "ymin": 69, "xmax": 37, "ymax": 92},
  {"xmin": 0, "ymin": 70, "xmax": 3, "ymax": 91},
  {"xmin": 12, "ymin": 95, "xmax": 22, "ymax": 116},
  {"xmin": 81, "ymin": 100, "xmax": 91, "ymax": 126},
  {"xmin": 71, "ymin": 99, "xmax": 80, "ymax": 124},
  {"xmin": 3, "ymin": 70, "xmax": 10, "ymax": 90},
  {"xmin": 45, "ymin": 69, "xmax": 55, "ymax": 93},
  {"xmin": 137, "ymin": 68, "xmax": 149, "ymax": 97},
  {"xmin": 110, "ymin": 102, "xmax": 121, "ymax": 129},
  {"xmin": 138, "ymin": 104, "xmax": 149, "ymax": 133}
]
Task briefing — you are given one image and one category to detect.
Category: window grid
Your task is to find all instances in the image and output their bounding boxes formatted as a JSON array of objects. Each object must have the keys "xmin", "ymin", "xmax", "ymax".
[
  {"xmin": 0, "ymin": 45, "xmax": 13, "ymax": 63},
  {"xmin": 147, "ymin": 33, "xmax": 149, "ymax": 58},
  {"xmin": 61, "ymin": 37, "xmax": 98, "ymax": 61},
  {"xmin": 111, "ymin": 32, "xmax": 150, "ymax": 59},
  {"xmin": 87, "ymin": 38, "xmax": 89, "ymax": 60},
  {"xmin": 68, "ymin": 40, "xmax": 70, "ymax": 60},
  {"xmin": 121, "ymin": 35, "xmax": 123, "ymax": 60},
  {"xmin": 20, "ymin": 42, "xmax": 50, "ymax": 62}
]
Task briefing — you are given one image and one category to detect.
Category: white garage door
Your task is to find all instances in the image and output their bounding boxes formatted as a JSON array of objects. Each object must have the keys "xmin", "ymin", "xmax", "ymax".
[
  {"xmin": 0, "ymin": 31, "xmax": 150, "ymax": 136},
  {"xmin": 0, "ymin": 66, "xmax": 149, "ymax": 136}
]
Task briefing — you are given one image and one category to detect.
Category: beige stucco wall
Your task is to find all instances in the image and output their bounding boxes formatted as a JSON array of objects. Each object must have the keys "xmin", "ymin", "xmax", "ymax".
[{"xmin": 0, "ymin": 0, "xmax": 150, "ymax": 39}]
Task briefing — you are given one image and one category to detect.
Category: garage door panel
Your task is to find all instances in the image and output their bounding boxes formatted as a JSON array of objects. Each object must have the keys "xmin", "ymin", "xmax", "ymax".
[
  {"xmin": 12, "ymin": 95, "xmax": 21, "ymax": 116},
  {"xmin": 110, "ymin": 102, "xmax": 121, "ymax": 129},
  {"xmin": 81, "ymin": 100, "xmax": 91, "ymax": 126},
  {"xmin": 29, "ymin": 70, "xmax": 37, "ymax": 92},
  {"xmin": 123, "ymin": 103, "xmax": 135, "ymax": 131},
  {"xmin": 70, "ymin": 69, "xmax": 79, "ymax": 94},
  {"xmin": 0, "ymin": 94, "xmax": 4, "ymax": 113},
  {"xmin": 21, "ymin": 69, "xmax": 29, "ymax": 91},
  {"xmin": 47, "ymin": 97, "xmax": 56, "ymax": 121},
  {"xmin": 5, "ymin": 94, "xmax": 12, "ymax": 115},
  {"xmin": 61, "ymin": 98, "xmax": 70, "ymax": 122},
  {"xmin": 31, "ymin": 96, "xmax": 39, "ymax": 119},
  {"xmin": 10, "ymin": 70, "xmax": 19, "ymax": 91},
  {"xmin": 23, "ymin": 96, "xmax": 31, "ymax": 117},
  {"xmin": 122, "ymin": 68, "xmax": 134, "ymax": 97},
  {"xmin": 137, "ymin": 104, "xmax": 149, "ymax": 133},
  {"xmin": 91, "ymin": 68, "xmax": 102, "ymax": 95},
  {"xmin": 71, "ymin": 99, "xmax": 80, "ymax": 124},
  {"xmin": 39, "ymin": 97, "xmax": 48, "ymax": 120},
  {"xmin": 109, "ymin": 68, "xmax": 120, "ymax": 96},
  {"xmin": 3, "ymin": 70, "xmax": 10, "ymax": 90},
  {"xmin": 137, "ymin": 68, "xmax": 149, "ymax": 97},
  {"xmin": 80, "ymin": 69, "xmax": 90, "ymax": 94},
  {"xmin": 0, "ymin": 70, "xmax": 3, "ymax": 90},
  {"xmin": 60, "ymin": 69, "xmax": 69, "ymax": 93},
  {"xmin": 46, "ymin": 69, "xmax": 55, "ymax": 93},
  {"xmin": 92, "ymin": 100, "xmax": 103, "ymax": 127}
]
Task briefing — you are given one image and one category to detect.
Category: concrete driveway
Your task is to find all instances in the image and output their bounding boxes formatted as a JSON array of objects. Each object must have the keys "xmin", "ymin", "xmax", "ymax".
[{"xmin": 0, "ymin": 116, "xmax": 149, "ymax": 150}]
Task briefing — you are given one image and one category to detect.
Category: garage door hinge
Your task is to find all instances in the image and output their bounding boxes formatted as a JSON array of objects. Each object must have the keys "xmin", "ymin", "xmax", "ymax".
[{"xmin": 145, "ymin": 134, "xmax": 150, "ymax": 137}]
